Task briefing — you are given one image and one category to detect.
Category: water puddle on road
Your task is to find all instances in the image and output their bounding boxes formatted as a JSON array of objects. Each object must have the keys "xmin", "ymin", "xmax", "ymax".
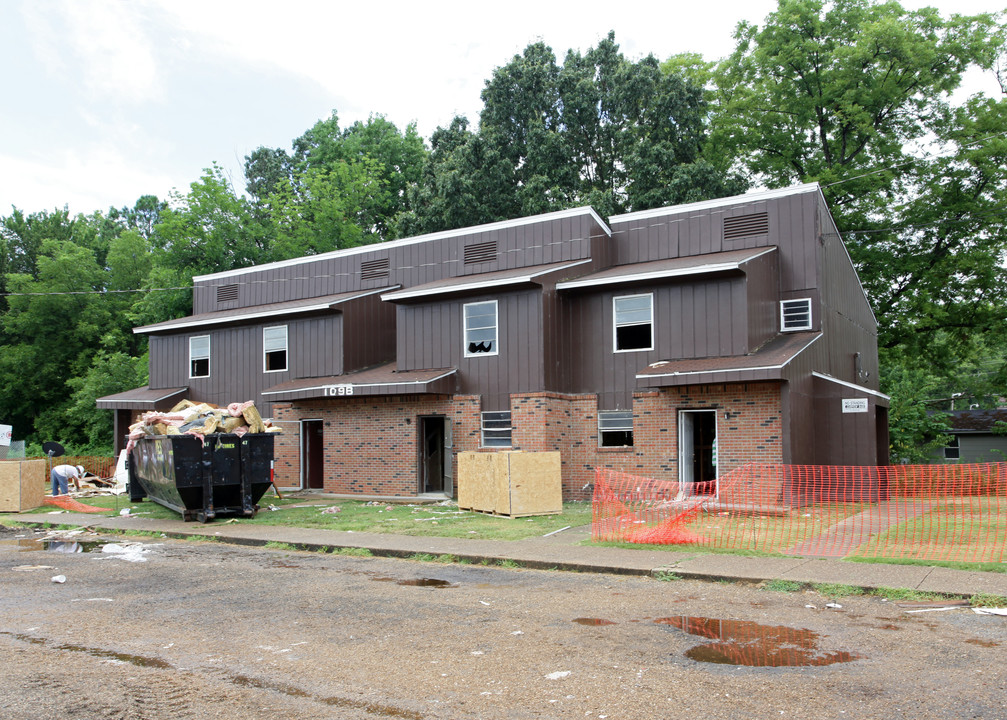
[
  {"xmin": 1, "ymin": 538, "xmax": 105, "ymax": 553},
  {"xmin": 655, "ymin": 616, "xmax": 863, "ymax": 667},
  {"xmin": 6, "ymin": 632, "xmax": 172, "ymax": 668},
  {"xmin": 372, "ymin": 576, "xmax": 458, "ymax": 588}
]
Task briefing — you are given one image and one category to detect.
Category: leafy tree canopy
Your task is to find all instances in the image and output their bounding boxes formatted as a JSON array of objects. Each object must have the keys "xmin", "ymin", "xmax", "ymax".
[{"xmin": 402, "ymin": 32, "xmax": 746, "ymax": 234}]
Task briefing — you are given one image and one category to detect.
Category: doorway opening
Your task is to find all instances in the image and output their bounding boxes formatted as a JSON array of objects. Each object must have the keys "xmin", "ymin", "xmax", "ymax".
[
  {"xmin": 679, "ymin": 409, "xmax": 718, "ymax": 496},
  {"xmin": 419, "ymin": 416, "xmax": 452, "ymax": 495},
  {"xmin": 302, "ymin": 419, "xmax": 324, "ymax": 490}
]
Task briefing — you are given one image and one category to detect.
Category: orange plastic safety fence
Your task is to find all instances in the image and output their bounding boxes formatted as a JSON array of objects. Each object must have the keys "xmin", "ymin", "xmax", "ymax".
[
  {"xmin": 592, "ymin": 463, "xmax": 1007, "ymax": 563},
  {"xmin": 43, "ymin": 496, "xmax": 111, "ymax": 513}
]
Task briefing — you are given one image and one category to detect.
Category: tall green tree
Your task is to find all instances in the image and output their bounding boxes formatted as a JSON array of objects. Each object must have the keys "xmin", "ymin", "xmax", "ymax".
[
  {"xmin": 0, "ymin": 239, "xmax": 110, "ymax": 444},
  {"xmin": 246, "ymin": 113, "xmax": 427, "ymax": 246},
  {"xmin": 707, "ymin": 0, "xmax": 1007, "ymax": 454},
  {"xmin": 404, "ymin": 32, "xmax": 744, "ymax": 234},
  {"xmin": 398, "ymin": 117, "xmax": 519, "ymax": 236}
]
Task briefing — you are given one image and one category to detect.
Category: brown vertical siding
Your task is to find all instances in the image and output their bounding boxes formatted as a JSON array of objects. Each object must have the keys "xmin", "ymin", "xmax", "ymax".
[
  {"xmin": 191, "ymin": 211, "xmax": 609, "ymax": 314},
  {"xmin": 815, "ymin": 196, "xmax": 880, "ymax": 390},
  {"xmin": 341, "ymin": 294, "xmax": 396, "ymax": 373},
  {"xmin": 397, "ymin": 288, "xmax": 545, "ymax": 409},
  {"xmin": 562, "ymin": 275, "xmax": 749, "ymax": 409},
  {"xmin": 744, "ymin": 249, "xmax": 780, "ymax": 350}
]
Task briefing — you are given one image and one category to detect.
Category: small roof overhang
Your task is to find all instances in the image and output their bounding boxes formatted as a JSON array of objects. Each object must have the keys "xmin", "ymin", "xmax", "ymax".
[
  {"xmin": 636, "ymin": 332, "xmax": 821, "ymax": 388},
  {"xmin": 381, "ymin": 260, "xmax": 591, "ymax": 302},
  {"xmin": 96, "ymin": 386, "xmax": 188, "ymax": 410},
  {"xmin": 262, "ymin": 363, "xmax": 457, "ymax": 401},
  {"xmin": 556, "ymin": 247, "xmax": 776, "ymax": 291},
  {"xmin": 134, "ymin": 287, "xmax": 397, "ymax": 334}
]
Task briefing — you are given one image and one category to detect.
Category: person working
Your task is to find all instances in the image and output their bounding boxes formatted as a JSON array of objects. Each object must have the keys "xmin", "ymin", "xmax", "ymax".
[{"xmin": 50, "ymin": 464, "xmax": 84, "ymax": 496}]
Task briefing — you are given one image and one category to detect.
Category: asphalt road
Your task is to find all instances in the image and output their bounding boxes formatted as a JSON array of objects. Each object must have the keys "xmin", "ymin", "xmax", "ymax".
[{"xmin": 0, "ymin": 525, "xmax": 1004, "ymax": 720}]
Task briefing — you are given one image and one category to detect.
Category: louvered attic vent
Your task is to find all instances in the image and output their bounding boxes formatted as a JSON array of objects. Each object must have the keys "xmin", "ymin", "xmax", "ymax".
[
  {"xmin": 464, "ymin": 241, "xmax": 497, "ymax": 265},
  {"xmin": 361, "ymin": 257, "xmax": 390, "ymax": 280},
  {"xmin": 723, "ymin": 212, "xmax": 769, "ymax": 240},
  {"xmin": 216, "ymin": 284, "xmax": 239, "ymax": 303}
]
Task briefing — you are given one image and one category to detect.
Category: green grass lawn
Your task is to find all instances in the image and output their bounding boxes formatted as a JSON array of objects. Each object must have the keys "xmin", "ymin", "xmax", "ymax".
[
  {"xmin": 850, "ymin": 496, "xmax": 1007, "ymax": 564},
  {"xmin": 22, "ymin": 494, "xmax": 593, "ymax": 542}
]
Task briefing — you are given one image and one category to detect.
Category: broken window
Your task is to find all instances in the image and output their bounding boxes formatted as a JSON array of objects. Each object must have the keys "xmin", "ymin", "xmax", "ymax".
[
  {"xmin": 614, "ymin": 294, "xmax": 653, "ymax": 352},
  {"xmin": 780, "ymin": 298, "xmax": 813, "ymax": 331},
  {"xmin": 598, "ymin": 410, "xmax": 633, "ymax": 447},
  {"xmin": 464, "ymin": 300, "xmax": 498, "ymax": 357},
  {"xmin": 264, "ymin": 325, "xmax": 288, "ymax": 372},
  {"xmin": 189, "ymin": 335, "xmax": 210, "ymax": 378},
  {"xmin": 481, "ymin": 411, "xmax": 512, "ymax": 447}
]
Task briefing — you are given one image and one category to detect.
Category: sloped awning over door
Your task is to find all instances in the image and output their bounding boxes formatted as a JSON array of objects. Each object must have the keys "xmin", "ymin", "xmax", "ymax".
[
  {"xmin": 262, "ymin": 363, "xmax": 457, "ymax": 402},
  {"xmin": 96, "ymin": 386, "xmax": 189, "ymax": 410}
]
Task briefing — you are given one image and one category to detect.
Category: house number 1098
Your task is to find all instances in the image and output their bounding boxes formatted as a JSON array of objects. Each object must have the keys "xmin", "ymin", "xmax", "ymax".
[{"xmin": 326, "ymin": 384, "xmax": 354, "ymax": 396}]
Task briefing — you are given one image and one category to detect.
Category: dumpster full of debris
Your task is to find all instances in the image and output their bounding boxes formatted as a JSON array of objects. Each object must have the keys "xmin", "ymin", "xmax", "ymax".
[{"xmin": 126, "ymin": 400, "xmax": 280, "ymax": 522}]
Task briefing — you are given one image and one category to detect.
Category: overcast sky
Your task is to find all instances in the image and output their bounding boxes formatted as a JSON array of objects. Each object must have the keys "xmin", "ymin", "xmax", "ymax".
[{"xmin": 1, "ymin": 0, "xmax": 1002, "ymax": 217}]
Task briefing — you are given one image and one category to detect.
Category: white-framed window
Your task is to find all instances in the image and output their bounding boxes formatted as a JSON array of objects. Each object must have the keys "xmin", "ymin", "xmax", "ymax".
[
  {"xmin": 943, "ymin": 435, "xmax": 960, "ymax": 460},
  {"xmin": 481, "ymin": 411, "xmax": 512, "ymax": 447},
  {"xmin": 189, "ymin": 335, "xmax": 210, "ymax": 378},
  {"xmin": 464, "ymin": 300, "xmax": 498, "ymax": 357},
  {"xmin": 263, "ymin": 325, "xmax": 288, "ymax": 372},
  {"xmin": 613, "ymin": 293, "xmax": 653, "ymax": 352},
  {"xmin": 598, "ymin": 410, "xmax": 634, "ymax": 447},
  {"xmin": 780, "ymin": 298, "xmax": 813, "ymax": 331}
]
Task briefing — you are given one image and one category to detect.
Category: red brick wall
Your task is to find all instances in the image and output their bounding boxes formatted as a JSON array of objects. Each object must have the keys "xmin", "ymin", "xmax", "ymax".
[
  {"xmin": 272, "ymin": 382, "xmax": 783, "ymax": 502},
  {"xmin": 273, "ymin": 395, "xmax": 480, "ymax": 495}
]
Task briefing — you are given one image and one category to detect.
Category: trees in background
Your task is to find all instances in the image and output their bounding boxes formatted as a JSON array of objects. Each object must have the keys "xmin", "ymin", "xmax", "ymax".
[
  {"xmin": 2, "ymin": 3, "xmax": 1006, "ymax": 457},
  {"xmin": 701, "ymin": 0, "xmax": 1007, "ymax": 460},
  {"xmin": 400, "ymin": 32, "xmax": 745, "ymax": 236}
]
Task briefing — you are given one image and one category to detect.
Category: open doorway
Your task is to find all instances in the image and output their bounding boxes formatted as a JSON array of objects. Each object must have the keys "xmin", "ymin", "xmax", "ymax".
[
  {"xmin": 419, "ymin": 416, "xmax": 452, "ymax": 495},
  {"xmin": 302, "ymin": 419, "xmax": 324, "ymax": 490},
  {"xmin": 679, "ymin": 409, "xmax": 718, "ymax": 496}
]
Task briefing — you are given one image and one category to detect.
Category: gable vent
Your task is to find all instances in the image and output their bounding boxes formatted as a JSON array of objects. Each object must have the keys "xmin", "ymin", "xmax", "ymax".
[
  {"xmin": 723, "ymin": 212, "xmax": 769, "ymax": 240},
  {"xmin": 464, "ymin": 241, "xmax": 497, "ymax": 265},
  {"xmin": 360, "ymin": 257, "xmax": 390, "ymax": 281},
  {"xmin": 216, "ymin": 284, "xmax": 239, "ymax": 303}
]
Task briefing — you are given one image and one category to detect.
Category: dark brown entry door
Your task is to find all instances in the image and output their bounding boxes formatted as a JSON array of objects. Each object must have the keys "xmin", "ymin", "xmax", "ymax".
[
  {"xmin": 303, "ymin": 420, "xmax": 324, "ymax": 490},
  {"xmin": 419, "ymin": 417, "xmax": 445, "ymax": 494}
]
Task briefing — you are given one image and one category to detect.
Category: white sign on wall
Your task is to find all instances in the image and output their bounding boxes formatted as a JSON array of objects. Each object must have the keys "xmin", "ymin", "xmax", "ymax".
[
  {"xmin": 0, "ymin": 424, "xmax": 12, "ymax": 446},
  {"xmin": 842, "ymin": 398, "xmax": 869, "ymax": 414}
]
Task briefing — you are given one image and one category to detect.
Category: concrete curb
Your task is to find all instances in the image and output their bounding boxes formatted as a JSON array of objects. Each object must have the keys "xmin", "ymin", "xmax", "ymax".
[{"xmin": 5, "ymin": 512, "xmax": 1007, "ymax": 600}]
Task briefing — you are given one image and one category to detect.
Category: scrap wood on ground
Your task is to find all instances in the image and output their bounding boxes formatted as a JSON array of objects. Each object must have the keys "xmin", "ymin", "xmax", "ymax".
[{"xmin": 125, "ymin": 399, "xmax": 281, "ymax": 452}]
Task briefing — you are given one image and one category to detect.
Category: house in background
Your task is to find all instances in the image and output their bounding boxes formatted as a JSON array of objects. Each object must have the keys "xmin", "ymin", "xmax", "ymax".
[
  {"xmin": 98, "ymin": 183, "xmax": 888, "ymax": 500},
  {"xmin": 937, "ymin": 409, "xmax": 1007, "ymax": 463}
]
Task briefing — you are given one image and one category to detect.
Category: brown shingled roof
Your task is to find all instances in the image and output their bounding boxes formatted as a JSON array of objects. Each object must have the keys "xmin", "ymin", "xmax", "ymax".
[{"xmin": 636, "ymin": 332, "xmax": 821, "ymax": 388}]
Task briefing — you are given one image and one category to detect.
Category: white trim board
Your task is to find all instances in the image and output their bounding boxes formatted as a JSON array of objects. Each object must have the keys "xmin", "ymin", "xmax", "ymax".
[
  {"xmin": 610, "ymin": 183, "xmax": 822, "ymax": 224},
  {"xmin": 812, "ymin": 371, "xmax": 890, "ymax": 400},
  {"xmin": 261, "ymin": 370, "xmax": 457, "ymax": 397},
  {"xmin": 557, "ymin": 248, "xmax": 775, "ymax": 290},
  {"xmin": 383, "ymin": 260, "xmax": 591, "ymax": 302},
  {"xmin": 134, "ymin": 287, "xmax": 392, "ymax": 334}
]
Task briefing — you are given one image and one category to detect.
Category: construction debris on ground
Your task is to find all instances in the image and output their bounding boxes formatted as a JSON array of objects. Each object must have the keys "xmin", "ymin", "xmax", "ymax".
[{"xmin": 126, "ymin": 400, "xmax": 281, "ymax": 452}]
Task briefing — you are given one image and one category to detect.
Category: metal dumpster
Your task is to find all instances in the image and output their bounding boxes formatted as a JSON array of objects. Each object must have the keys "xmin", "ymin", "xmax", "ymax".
[{"xmin": 127, "ymin": 433, "xmax": 274, "ymax": 522}]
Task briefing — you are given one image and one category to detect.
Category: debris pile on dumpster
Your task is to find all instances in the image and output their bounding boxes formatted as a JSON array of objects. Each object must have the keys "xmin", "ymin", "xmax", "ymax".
[{"xmin": 126, "ymin": 400, "xmax": 281, "ymax": 452}]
